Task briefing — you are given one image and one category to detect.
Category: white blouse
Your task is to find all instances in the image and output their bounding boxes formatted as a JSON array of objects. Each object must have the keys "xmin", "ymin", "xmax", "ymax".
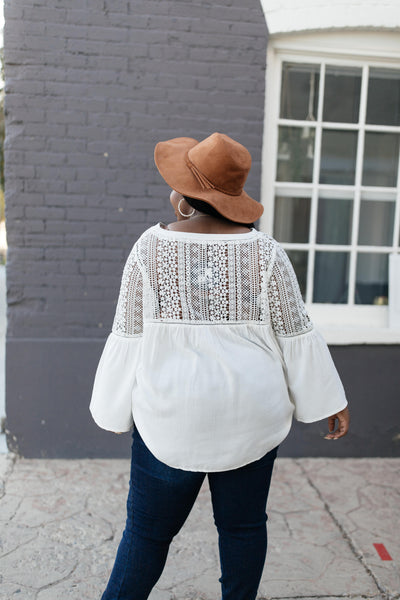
[{"xmin": 90, "ymin": 223, "xmax": 348, "ymax": 471}]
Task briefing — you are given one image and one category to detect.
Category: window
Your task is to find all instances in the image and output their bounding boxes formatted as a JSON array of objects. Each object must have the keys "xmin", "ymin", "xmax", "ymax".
[{"xmin": 261, "ymin": 32, "xmax": 400, "ymax": 343}]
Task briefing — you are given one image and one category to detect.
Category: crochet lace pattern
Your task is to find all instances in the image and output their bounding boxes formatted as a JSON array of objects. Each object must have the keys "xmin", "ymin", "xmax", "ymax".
[{"xmin": 112, "ymin": 228, "xmax": 312, "ymax": 339}]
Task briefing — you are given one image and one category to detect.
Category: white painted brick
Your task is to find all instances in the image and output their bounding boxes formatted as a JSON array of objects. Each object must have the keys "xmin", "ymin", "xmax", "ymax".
[{"xmin": 260, "ymin": 0, "xmax": 400, "ymax": 33}]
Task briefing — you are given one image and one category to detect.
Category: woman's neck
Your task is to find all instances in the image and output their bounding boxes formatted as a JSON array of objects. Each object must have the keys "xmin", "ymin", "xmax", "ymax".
[{"xmin": 166, "ymin": 213, "xmax": 252, "ymax": 234}]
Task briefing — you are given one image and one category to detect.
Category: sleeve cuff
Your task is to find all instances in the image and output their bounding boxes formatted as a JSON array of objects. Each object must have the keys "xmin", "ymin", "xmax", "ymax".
[
  {"xmin": 89, "ymin": 331, "xmax": 142, "ymax": 433},
  {"xmin": 277, "ymin": 327, "xmax": 348, "ymax": 423}
]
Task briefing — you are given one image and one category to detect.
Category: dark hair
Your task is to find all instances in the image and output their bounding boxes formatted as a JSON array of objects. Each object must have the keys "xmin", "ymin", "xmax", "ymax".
[{"xmin": 183, "ymin": 196, "xmax": 255, "ymax": 229}]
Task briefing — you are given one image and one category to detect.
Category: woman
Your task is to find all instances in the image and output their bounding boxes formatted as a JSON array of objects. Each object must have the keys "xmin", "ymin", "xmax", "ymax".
[{"xmin": 90, "ymin": 132, "xmax": 349, "ymax": 600}]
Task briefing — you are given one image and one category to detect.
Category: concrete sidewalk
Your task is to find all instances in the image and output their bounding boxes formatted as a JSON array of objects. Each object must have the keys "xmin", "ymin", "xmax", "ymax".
[{"xmin": 0, "ymin": 453, "xmax": 399, "ymax": 600}]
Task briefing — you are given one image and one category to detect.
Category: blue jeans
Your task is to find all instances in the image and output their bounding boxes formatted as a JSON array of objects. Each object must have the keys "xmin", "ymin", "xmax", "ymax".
[{"xmin": 101, "ymin": 426, "xmax": 279, "ymax": 600}]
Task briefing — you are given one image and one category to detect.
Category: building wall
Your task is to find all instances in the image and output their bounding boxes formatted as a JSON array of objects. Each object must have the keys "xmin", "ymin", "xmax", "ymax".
[
  {"xmin": 3, "ymin": 0, "xmax": 399, "ymax": 458},
  {"xmin": 3, "ymin": 0, "xmax": 268, "ymax": 457},
  {"xmin": 257, "ymin": 1, "xmax": 400, "ymax": 458}
]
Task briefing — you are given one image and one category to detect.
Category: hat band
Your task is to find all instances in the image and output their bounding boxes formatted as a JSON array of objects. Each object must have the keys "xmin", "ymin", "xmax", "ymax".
[{"xmin": 186, "ymin": 157, "xmax": 242, "ymax": 196}]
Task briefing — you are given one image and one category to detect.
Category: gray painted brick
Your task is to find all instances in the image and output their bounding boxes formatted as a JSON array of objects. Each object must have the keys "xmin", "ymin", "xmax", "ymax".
[
  {"xmin": 4, "ymin": 206, "xmax": 25, "ymax": 219},
  {"xmin": 34, "ymin": 166, "xmax": 75, "ymax": 180},
  {"xmin": 85, "ymin": 248, "xmax": 125, "ymax": 261},
  {"xmin": 24, "ymin": 123, "xmax": 68, "ymax": 138},
  {"xmin": 21, "ymin": 33, "xmax": 67, "ymax": 51},
  {"xmin": 168, "ymin": 3, "xmax": 211, "ymax": 19},
  {"xmin": 68, "ymin": 98, "xmax": 108, "ymax": 112},
  {"xmin": 147, "ymin": 15, "xmax": 192, "ymax": 31},
  {"xmin": 6, "ymin": 107, "xmax": 46, "ymax": 122},
  {"xmin": 66, "ymin": 181, "xmax": 105, "ymax": 194},
  {"xmin": 9, "ymin": 137, "xmax": 46, "ymax": 152},
  {"xmin": 87, "ymin": 25, "xmax": 129, "ymax": 42},
  {"xmin": 108, "ymin": 209, "xmax": 147, "ymax": 223},
  {"xmin": 47, "ymin": 139, "xmax": 87, "ymax": 153},
  {"xmin": 22, "ymin": 6, "xmax": 68, "ymax": 23},
  {"xmin": 45, "ymin": 23, "xmax": 89, "ymax": 39},
  {"xmin": 104, "ymin": 0, "xmax": 130, "ymax": 12},
  {"xmin": 24, "ymin": 152, "xmax": 66, "ymax": 166},
  {"xmin": 87, "ymin": 56, "xmax": 129, "ymax": 71},
  {"xmin": 66, "ymin": 68, "xmax": 120, "ymax": 85},
  {"xmin": 5, "ymin": 164, "xmax": 35, "ymax": 178},
  {"xmin": 23, "ymin": 180, "xmax": 67, "ymax": 197},
  {"xmin": 44, "ymin": 193, "xmax": 85, "ymax": 207},
  {"xmin": 100, "ymin": 261, "xmax": 124, "ymax": 276},
  {"xmin": 67, "ymin": 154, "xmax": 109, "ymax": 168},
  {"xmin": 46, "ymin": 221, "xmax": 86, "ymax": 234},
  {"xmin": 67, "ymin": 207, "xmax": 106, "ymax": 221},
  {"xmin": 25, "ymin": 220, "xmax": 45, "ymax": 233},
  {"xmin": 45, "ymin": 247, "xmax": 85, "ymax": 260},
  {"xmin": 25, "ymin": 207, "xmax": 65, "ymax": 219},
  {"xmin": 22, "ymin": 233, "xmax": 65, "ymax": 246},
  {"xmin": 3, "ymin": 1, "xmax": 24, "ymax": 19},
  {"xmin": 66, "ymin": 124, "xmax": 114, "ymax": 141},
  {"xmin": 6, "ymin": 79, "xmax": 46, "ymax": 95},
  {"xmin": 231, "ymin": 20, "xmax": 267, "ymax": 36},
  {"xmin": 46, "ymin": 110, "xmax": 87, "ymax": 125},
  {"xmin": 5, "ymin": 0, "xmax": 267, "ymax": 344},
  {"xmin": 127, "ymin": 1, "xmax": 170, "ymax": 16},
  {"xmin": 59, "ymin": 261, "xmax": 81, "ymax": 275},
  {"xmin": 6, "ymin": 191, "xmax": 44, "ymax": 206}
]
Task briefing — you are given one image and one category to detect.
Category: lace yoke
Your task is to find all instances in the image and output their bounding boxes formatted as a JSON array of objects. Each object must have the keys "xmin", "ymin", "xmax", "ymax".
[{"xmin": 112, "ymin": 225, "xmax": 312, "ymax": 339}]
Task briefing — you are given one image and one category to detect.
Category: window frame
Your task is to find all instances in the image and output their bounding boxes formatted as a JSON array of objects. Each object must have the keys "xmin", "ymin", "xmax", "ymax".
[{"xmin": 260, "ymin": 32, "xmax": 400, "ymax": 344}]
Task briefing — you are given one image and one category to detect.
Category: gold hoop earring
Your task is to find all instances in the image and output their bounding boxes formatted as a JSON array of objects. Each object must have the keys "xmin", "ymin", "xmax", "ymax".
[{"xmin": 178, "ymin": 198, "xmax": 195, "ymax": 218}]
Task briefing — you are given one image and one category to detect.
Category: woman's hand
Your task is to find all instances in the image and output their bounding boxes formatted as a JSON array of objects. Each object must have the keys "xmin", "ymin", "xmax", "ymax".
[{"xmin": 324, "ymin": 406, "xmax": 350, "ymax": 440}]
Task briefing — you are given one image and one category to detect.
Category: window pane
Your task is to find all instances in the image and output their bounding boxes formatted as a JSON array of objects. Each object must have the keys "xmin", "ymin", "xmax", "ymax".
[
  {"xmin": 313, "ymin": 252, "xmax": 349, "ymax": 303},
  {"xmin": 362, "ymin": 132, "xmax": 400, "ymax": 187},
  {"xmin": 319, "ymin": 130, "xmax": 358, "ymax": 184},
  {"xmin": 323, "ymin": 65, "xmax": 362, "ymax": 123},
  {"xmin": 358, "ymin": 199, "xmax": 395, "ymax": 246},
  {"xmin": 280, "ymin": 62, "xmax": 320, "ymax": 121},
  {"xmin": 317, "ymin": 197, "xmax": 353, "ymax": 245},
  {"xmin": 355, "ymin": 253, "xmax": 388, "ymax": 305},
  {"xmin": 274, "ymin": 196, "xmax": 311, "ymax": 243},
  {"xmin": 286, "ymin": 250, "xmax": 308, "ymax": 300},
  {"xmin": 367, "ymin": 68, "xmax": 400, "ymax": 126},
  {"xmin": 277, "ymin": 126, "xmax": 315, "ymax": 183}
]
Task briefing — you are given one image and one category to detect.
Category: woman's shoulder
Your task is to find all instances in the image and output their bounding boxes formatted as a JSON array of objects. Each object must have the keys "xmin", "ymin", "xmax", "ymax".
[
  {"xmin": 256, "ymin": 232, "xmax": 289, "ymax": 254},
  {"xmin": 256, "ymin": 230, "xmax": 280, "ymax": 255},
  {"xmin": 122, "ymin": 225, "xmax": 159, "ymax": 263},
  {"xmin": 131, "ymin": 223, "xmax": 160, "ymax": 246}
]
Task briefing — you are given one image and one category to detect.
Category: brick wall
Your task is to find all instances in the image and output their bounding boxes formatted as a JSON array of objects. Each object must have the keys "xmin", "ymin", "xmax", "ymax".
[
  {"xmin": 3, "ymin": 0, "xmax": 268, "ymax": 456},
  {"xmin": 4, "ymin": 0, "xmax": 267, "ymax": 340}
]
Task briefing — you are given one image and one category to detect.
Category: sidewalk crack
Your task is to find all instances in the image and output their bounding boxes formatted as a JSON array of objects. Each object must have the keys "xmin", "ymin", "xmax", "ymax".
[{"xmin": 294, "ymin": 459, "xmax": 390, "ymax": 600}]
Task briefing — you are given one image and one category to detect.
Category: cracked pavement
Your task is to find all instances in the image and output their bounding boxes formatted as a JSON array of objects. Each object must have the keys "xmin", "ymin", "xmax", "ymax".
[{"xmin": 0, "ymin": 453, "xmax": 398, "ymax": 600}]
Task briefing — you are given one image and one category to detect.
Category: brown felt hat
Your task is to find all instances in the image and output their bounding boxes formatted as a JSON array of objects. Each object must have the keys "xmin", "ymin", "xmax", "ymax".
[{"xmin": 154, "ymin": 132, "xmax": 264, "ymax": 224}]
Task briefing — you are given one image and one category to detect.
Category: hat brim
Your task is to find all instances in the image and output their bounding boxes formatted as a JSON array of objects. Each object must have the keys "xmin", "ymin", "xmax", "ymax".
[{"xmin": 154, "ymin": 137, "xmax": 264, "ymax": 224}]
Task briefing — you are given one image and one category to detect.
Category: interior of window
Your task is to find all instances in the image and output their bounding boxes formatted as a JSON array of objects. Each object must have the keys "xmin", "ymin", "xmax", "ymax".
[{"xmin": 271, "ymin": 59, "xmax": 399, "ymax": 308}]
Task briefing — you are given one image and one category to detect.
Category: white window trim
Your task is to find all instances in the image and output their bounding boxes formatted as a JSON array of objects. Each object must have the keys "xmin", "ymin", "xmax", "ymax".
[{"xmin": 260, "ymin": 31, "xmax": 400, "ymax": 344}]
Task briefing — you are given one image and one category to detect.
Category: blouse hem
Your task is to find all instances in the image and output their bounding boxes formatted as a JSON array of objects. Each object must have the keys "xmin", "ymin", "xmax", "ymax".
[
  {"xmin": 132, "ymin": 420, "xmax": 292, "ymax": 472},
  {"xmin": 89, "ymin": 405, "xmax": 133, "ymax": 433}
]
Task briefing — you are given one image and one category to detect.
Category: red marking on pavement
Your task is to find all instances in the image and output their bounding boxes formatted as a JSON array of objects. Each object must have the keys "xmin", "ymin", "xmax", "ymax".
[{"xmin": 373, "ymin": 543, "xmax": 392, "ymax": 561}]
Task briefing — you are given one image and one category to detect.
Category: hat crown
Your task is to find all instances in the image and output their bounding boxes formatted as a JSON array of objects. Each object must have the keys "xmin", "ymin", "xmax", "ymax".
[{"xmin": 187, "ymin": 133, "xmax": 251, "ymax": 196}]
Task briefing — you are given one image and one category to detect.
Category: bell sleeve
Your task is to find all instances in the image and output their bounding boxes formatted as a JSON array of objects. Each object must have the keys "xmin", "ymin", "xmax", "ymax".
[
  {"xmin": 89, "ymin": 243, "xmax": 143, "ymax": 433},
  {"xmin": 268, "ymin": 243, "xmax": 348, "ymax": 422}
]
